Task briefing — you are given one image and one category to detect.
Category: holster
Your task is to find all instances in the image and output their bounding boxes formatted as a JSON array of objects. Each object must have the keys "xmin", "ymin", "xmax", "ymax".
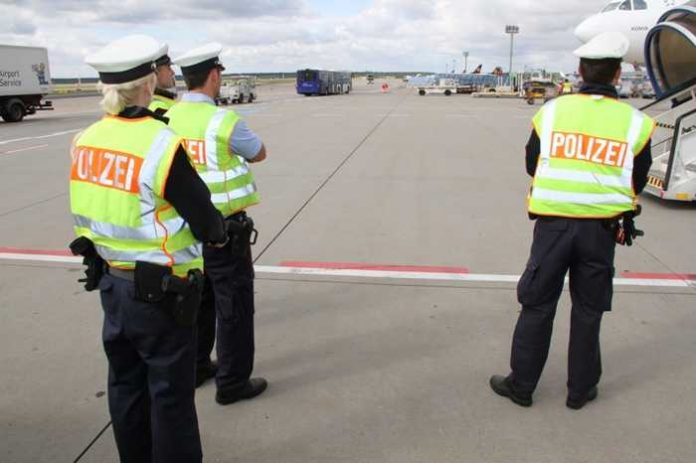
[
  {"xmin": 162, "ymin": 269, "xmax": 204, "ymax": 327},
  {"xmin": 225, "ymin": 213, "xmax": 258, "ymax": 255},
  {"xmin": 603, "ymin": 207, "xmax": 644, "ymax": 247},
  {"xmin": 134, "ymin": 261, "xmax": 204, "ymax": 327},
  {"xmin": 69, "ymin": 237, "xmax": 104, "ymax": 291}
]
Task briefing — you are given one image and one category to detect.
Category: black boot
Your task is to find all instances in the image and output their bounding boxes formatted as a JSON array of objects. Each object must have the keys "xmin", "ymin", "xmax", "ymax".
[
  {"xmin": 489, "ymin": 375, "xmax": 533, "ymax": 407},
  {"xmin": 216, "ymin": 378, "xmax": 268, "ymax": 405},
  {"xmin": 566, "ymin": 386, "xmax": 598, "ymax": 410}
]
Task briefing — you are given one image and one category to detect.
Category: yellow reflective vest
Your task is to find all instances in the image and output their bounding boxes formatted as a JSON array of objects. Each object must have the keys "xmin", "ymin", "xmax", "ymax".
[
  {"xmin": 69, "ymin": 115, "xmax": 203, "ymax": 277},
  {"xmin": 165, "ymin": 101, "xmax": 259, "ymax": 217},
  {"xmin": 149, "ymin": 92, "xmax": 176, "ymax": 115},
  {"xmin": 529, "ymin": 94, "xmax": 655, "ymax": 218}
]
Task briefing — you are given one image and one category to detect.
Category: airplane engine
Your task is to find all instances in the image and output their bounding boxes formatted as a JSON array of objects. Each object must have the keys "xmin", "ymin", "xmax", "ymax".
[{"xmin": 645, "ymin": 1, "xmax": 696, "ymax": 99}]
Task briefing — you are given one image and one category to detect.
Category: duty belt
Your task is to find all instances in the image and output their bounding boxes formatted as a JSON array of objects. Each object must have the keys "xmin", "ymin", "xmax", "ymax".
[{"xmin": 107, "ymin": 267, "xmax": 136, "ymax": 282}]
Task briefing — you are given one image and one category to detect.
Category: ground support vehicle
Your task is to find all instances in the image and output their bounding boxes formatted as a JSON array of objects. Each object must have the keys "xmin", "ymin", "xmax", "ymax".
[
  {"xmin": 523, "ymin": 80, "xmax": 558, "ymax": 105},
  {"xmin": 0, "ymin": 44, "xmax": 53, "ymax": 122},
  {"xmin": 642, "ymin": 85, "xmax": 696, "ymax": 201},
  {"xmin": 218, "ymin": 77, "xmax": 257, "ymax": 105},
  {"xmin": 418, "ymin": 77, "xmax": 457, "ymax": 96},
  {"xmin": 297, "ymin": 69, "xmax": 352, "ymax": 96}
]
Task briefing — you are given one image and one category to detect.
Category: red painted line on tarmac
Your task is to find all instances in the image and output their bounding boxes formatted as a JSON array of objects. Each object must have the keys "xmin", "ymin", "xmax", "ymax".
[
  {"xmin": 0, "ymin": 247, "xmax": 72, "ymax": 257},
  {"xmin": 280, "ymin": 261, "xmax": 470, "ymax": 274},
  {"xmin": 620, "ymin": 271, "xmax": 696, "ymax": 281}
]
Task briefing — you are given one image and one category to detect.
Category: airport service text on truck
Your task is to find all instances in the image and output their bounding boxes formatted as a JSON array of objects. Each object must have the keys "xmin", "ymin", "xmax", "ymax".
[{"xmin": 0, "ymin": 44, "xmax": 53, "ymax": 122}]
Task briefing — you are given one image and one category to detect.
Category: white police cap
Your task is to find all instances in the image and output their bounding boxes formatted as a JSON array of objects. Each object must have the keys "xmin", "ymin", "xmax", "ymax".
[
  {"xmin": 173, "ymin": 43, "xmax": 226, "ymax": 76},
  {"xmin": 573, "ymin": 31, "xmax": 630, "ymax": 60},
  {"xmin": 86, "ymin": 35, "xmax": 167, "ymax": 84}
]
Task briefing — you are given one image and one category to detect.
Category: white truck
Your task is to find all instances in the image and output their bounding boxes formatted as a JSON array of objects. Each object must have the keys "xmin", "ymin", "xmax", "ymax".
[
  {"xmin": 0, "ymin": 44, "xmax": 53, "ymax": 122},
  {"xmin": 218, "ymin": 77, "xmax": 257, "ymax": 105},
  {"xmin": 418, "ymin": 76, "xmax": 457, "ymax": 96}
]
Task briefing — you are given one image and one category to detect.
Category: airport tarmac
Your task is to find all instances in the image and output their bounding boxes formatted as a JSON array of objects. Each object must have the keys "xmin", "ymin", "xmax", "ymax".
[{"xmin": 1, "ymin": 79, "xmax": 695, "ymax": 463}]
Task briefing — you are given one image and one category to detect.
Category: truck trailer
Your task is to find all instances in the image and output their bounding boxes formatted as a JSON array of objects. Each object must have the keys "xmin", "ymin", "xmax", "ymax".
[{"xmin": 0, "ymin": 44, "xmax": 52, "ymax": 122}]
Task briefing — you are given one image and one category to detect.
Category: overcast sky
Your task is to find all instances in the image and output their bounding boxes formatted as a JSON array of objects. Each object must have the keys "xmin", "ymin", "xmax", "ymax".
[{"xmin": 3, "ymin": 0, "xmax": 609, "ymax": 77}]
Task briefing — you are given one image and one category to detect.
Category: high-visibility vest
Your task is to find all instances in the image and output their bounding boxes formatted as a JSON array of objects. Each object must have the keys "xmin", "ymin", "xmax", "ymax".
[
  {"xmin": 165, "ymin": 101, "xmax": 259, "ymax": 217},
  {"xmin": 562, "ymin": 83, "xmax": 573, "ymax": 94},
  {"xmin": 529, "ymin": 94, "xmax": 655, "ymax": 218},
  {"xmin": 70, "ymin": 115, "xmax": 203, "ymax": 277},
  {"xmin": 149, "ymin": 93, "xmax": 176, "ymax": 115}
]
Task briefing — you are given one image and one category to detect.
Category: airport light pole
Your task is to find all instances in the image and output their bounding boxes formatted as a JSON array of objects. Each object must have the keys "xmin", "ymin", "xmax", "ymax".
[
  {"xmin": 463, "ymin": 51, "xmax": 469, "ymax": 73},
  {"xmin": 505, "ymin": 25, "xmax": 519, "ymax": 76}
]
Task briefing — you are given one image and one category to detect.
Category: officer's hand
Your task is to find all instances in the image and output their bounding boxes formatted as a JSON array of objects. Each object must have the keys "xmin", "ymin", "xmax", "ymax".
[{"xmin": 208, "ymin": 235, "xmax": 229, "ymax": 248}]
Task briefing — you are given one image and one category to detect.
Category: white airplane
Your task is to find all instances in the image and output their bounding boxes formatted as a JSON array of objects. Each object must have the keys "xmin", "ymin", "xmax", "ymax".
[{"xmin": 574, "ymin": 0, "xmax": 691, "ymax": 65}]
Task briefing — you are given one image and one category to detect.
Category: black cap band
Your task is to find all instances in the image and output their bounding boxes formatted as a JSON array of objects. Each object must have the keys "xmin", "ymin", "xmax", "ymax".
[
  {"xmin": 155, "ymin": 54, "xmax": 171, "ymax": 67},
  {"xmin": 99, "ymin": 61, "xmax": 155, "ymax": 84},
  {"xmin": 181, "ymin": 57, "xmax": 225, "ymax": 76}
]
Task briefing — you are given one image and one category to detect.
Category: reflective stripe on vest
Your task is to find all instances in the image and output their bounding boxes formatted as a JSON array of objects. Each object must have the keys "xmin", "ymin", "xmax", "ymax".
[
  {"xmin": 165, "ymin": 102, "xmax": 260, "ymax": 217},
  {"xmin": 529, "ymin": 95, "xmax": 655, "ymax": 218},
  {"xmin": 70, "ymin": 116, "xmax": 202, "ymax": 277}
]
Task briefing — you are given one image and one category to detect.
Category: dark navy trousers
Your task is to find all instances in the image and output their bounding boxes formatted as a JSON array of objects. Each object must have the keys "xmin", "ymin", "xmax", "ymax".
[
  {"xmin": 99, "ymin": 274, "xmax": 202, "ymax": 463},
  {"xmin": 510, "ymin": 217, "xmax": 615, "ymax": 400},
  {"xmin": 198, "ymin": 229, "xmax": 256, "ymax": 393}
]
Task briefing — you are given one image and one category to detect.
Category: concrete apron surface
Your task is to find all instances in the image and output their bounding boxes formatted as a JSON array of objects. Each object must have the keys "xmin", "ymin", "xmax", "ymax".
[{"xmin": 1, "ymin": 80, "xmax": 695, "ymax": 462}]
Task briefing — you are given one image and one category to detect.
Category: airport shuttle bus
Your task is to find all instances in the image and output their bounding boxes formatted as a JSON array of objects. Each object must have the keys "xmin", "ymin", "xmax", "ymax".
[{"xmin": 296, "ymin": 69, "xmax": 352, "ymax": 96}]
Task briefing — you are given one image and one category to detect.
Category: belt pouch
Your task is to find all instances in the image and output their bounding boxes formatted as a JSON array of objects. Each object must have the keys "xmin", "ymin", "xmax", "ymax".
[{"xmin": 134, "ymin": 261, "xmax": 170, "ymax": 303}]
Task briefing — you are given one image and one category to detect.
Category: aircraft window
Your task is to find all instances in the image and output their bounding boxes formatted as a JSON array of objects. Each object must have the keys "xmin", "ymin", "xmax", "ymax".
[
  {"xmin": 633, "ymin": 0, "xmax": 647, "ymax": 10},
  {"xmin": 602, "ymin": 2, "xmax": 620, "ymax": 12},
  {"xmin": 619, "ymin": 0, "xmax": 632, "ymax": 10}
]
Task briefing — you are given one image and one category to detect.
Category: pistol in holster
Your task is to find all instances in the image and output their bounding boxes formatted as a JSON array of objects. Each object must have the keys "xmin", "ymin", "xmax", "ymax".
[
  {"xmin": 225, "ymin": 213, "xmax": 258, "ymax": 254},
  {"xmin": 133, "ymin": 261, "xmax": 205, "ymax": 327},
  {"xmin": 69, "ymin": 237, "xmax": 105, "ymax": 291}
]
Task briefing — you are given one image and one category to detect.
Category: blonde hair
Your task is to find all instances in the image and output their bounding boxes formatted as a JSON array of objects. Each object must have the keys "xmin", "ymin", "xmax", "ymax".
[{"xmin": 98, "ymin": 73, "xmax": 156, "ymax": 115}]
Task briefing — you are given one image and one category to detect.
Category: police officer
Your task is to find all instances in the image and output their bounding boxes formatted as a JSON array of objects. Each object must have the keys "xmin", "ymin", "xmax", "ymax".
[
  {"xmin": 166, "ymin": 43, "xmax": 268, "ymax": 404},
  {"xmin": 149, "ymin": 47, "xmax": 178, "ymax": 116},
  {"xmin": 490, "ymin": 32, "xmax": 655, "ymax": 410},
  {"xmin": 71, "ymin": 35, "xmax": 227, "ymax": 462}
]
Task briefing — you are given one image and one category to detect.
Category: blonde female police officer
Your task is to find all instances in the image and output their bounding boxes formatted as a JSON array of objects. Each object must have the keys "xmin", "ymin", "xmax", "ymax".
[
  {"xmin": 165, "ymin": 43, "xmax": 268, "ymax": 405},
  {"xmin": 490, "ymin": 32, "xmax": 655, "ymax": 410},
  {"xmin": 70, "ymin": 35, "xmax": 227, "ymax": 463}
]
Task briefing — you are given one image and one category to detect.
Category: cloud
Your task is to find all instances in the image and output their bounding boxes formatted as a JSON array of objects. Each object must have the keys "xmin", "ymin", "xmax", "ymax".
[
  {"xmin": 2, "ymin": 0, "xmax": 610, "ymax": 77},
  {"xmin": 9, "ymin": 0, "xmax": 308, "ymax": 22}
]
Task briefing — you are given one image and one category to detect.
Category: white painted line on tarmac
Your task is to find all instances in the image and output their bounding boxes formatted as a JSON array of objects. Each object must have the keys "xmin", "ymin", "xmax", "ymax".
[
  {"xmin": 1, "ymin": 144, "xmax": 49, "ymax": 155},
  {"xmin": 0, "ymin": 251, "xmax": 693, "ymax": 288},
  {"xmin": 0, "ymin": 252, "xmax": 81, "ymax": 264},
  {"xmin": 0, "ymin": 129, "xmax": 82, "ymax": 145}
]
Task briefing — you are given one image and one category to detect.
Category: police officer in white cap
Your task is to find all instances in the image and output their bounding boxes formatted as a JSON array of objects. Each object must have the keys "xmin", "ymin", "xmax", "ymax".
[
  {"xmin": 166, "ymin": 43, "xmax": 268, "ymax": 405},
  {"xmin": 149, "ymin": 45, "xmax": 178, "ymax": 116},
  {"xmin": 490, "ymin": 32, "xmax": 655, "ymax": 409},
  {"xmin": 70, "ymin": 34, "xmax": 227, "ymax": 462}
]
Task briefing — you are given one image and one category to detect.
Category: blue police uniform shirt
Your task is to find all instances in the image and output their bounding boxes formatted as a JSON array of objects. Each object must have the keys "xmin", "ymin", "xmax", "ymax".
[{"xmin": 178, "ymin": 92, "xmax": 263, "ymax": 161}]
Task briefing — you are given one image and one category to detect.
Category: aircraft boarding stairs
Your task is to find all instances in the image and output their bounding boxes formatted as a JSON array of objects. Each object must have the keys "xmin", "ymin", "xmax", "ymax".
[{"xmin": 642, "ymin": 1, "xmax": 696, "ymax": 201}]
